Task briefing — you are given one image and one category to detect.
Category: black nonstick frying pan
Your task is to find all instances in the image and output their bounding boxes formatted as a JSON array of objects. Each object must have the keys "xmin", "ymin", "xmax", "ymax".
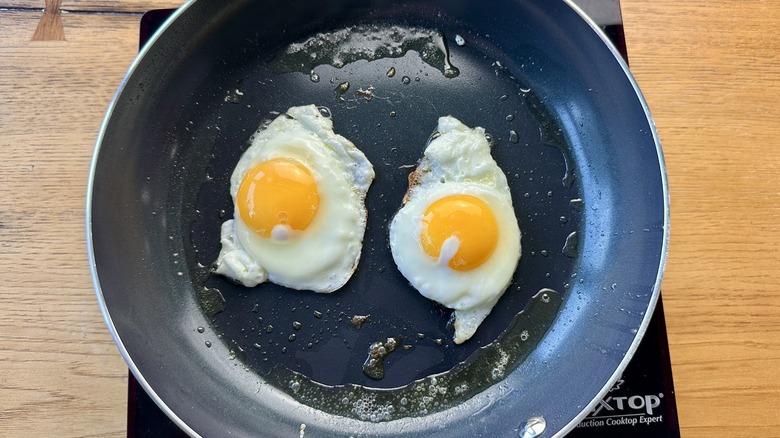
[{"xmin": 88, "ymin": 0, "xmax": 668, "ymax": 436}]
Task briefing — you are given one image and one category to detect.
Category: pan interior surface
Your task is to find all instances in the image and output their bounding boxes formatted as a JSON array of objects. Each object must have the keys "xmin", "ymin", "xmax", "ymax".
[{"xmin": 89, "ymin": 0, "xmax": 666, "ymax": 436}]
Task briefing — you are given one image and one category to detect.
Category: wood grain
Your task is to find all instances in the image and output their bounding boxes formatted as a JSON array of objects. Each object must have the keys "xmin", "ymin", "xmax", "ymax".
[
  {"xmin": 0, "ymin": 9, "xmax": 142, "ymax": 437},
  {"xmin": 622, "ymin": 0, "xmax": 780, "ymax": 435},
  {"xmin": 0, "ymin": 0, "xmax": 181, "ymax": 13},
  {"xmin": 32, "ymin": 0, "xmax": 64, "ymax": 41},
  {"xmin": 0, "ymin": 1, "xmax": 779, "ymax": 436}
]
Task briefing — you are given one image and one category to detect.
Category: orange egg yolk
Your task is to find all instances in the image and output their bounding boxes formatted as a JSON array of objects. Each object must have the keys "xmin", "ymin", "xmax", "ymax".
[
  {"xmin": 420, "ymin": 194, "xmax": 499, "ymax": 271},
  {"xmin": 236, "ymin": 158, "xmax": 319, "ymax": 238}
]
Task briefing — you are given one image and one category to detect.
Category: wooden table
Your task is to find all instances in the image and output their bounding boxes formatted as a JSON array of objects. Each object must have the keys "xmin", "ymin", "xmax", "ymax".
[{"xmin": 1, "ymin": 0, "xmax": 778, "ymax": 436}]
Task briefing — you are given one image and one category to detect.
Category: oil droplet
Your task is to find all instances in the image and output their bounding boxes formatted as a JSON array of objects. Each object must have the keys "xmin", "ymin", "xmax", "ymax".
[
  {"xmin": 335, "ymin": 81, "xmax": 350, "ymax": 98},
  {"xmin": 313, "ymin": 310, "xmax": 323, "ymax": 319},
  {"xmin": 389, "ymin": 111, "xmax": 397, "ymax": 118},
  {"xmin": 455, "ymin": 34, "xmax": 465, "ymax": 46},
  {"xmin": 197, "ymin": 288, "xmax": 226, "ymax": 317},
  {"xmin": 431, "ymin": 32, "xmax": 460, "ymax": 78},
  {"xmin": 351, "ymin": 315, "xmax": 370, "ymax": 329},
  {"xmin": 290, "ymin": 381, "xmax": 301, "ymax": 393},
  {"xmin": 289, "ymin": 334, "xmax": 297, "ymax": 342},
  {"xmin": 509, "ymin": 130, "xmax": 519, "ymax": 144},
  {"xmin": 560, "ymin": 216, "xmax": 568, "ymax": 223},
  {"xmin": 292, "ymin": 321, "xmax": 302, "ymax": 330},
  {"xmin": 519, "ymin": 416, "xmax": 547, "ymax": 438},
  {"xmin": 196, "ymin": 326, "xmax": 205, "ymax": 333},
  {"xmin": 499, "ymin": 94, "xmax": 508, "ymax": 101},
  {"xmin": 266, "ymin": 325, "xmax": 274, "ymax": 333},
  {"xmin": 386, "ymin": 67, "xmax": 396, "ymax": 77},
  {"xmin": 506, "ymin": 114, "xmax": 515, "ymax": 121},
  {"xmin": 401, "ymin": 76, "xmax": 411, "ymax": 85},
  {"xmin": 205, "ymin": 341, "xmax": 212, "ymax": 348},
  {"xmin": 271, "ymin": 25, "xmax": 459, "ymax": 79},
  {"xmin": 570, "ymin": 198, "xmax": 584, "ymax": 211},
  {"xmin": 309, "ymin": 70, "xmax": 320, "ymax": 83},
  {"xmin": 224, "ymin": 89, "xmax": 244, "ymax": 104},
  {"xmin": 317, "ymin": 106, "xmax": 332, "ymax": 118},
  {"xmin": 520, "ymin": 330, "xmax": 529, "ymax": 341},
  {"xmin": 484, "ymin": 132, "xmax": 494, "ymax": 146},
  {"xmin": 356, "ymin": 86, "xmax": 375, "ymax": 101},
  {"xmin": 362, "ymin": 338, "xmax": 399, "ymax": 380},
  {"xmin": 562, "ymin": 231, "xmax": 579, "ymax": 258}
]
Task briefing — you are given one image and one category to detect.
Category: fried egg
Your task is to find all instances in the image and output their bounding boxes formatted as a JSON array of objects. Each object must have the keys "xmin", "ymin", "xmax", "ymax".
[
  {"xmin": 215, "ymin": 105, "xmax": 375, "ymax": 292},
  {"xmin": 389, "ymin": 116, "xmax": 521, "ymax": 344}
]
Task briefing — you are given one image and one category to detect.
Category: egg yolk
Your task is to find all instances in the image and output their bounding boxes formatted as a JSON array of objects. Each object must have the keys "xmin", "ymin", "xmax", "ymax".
[
  {"xmin": 236, "ymin": 158, "xmax": 319, "ymax": 238},
  {"xmin": 420, "ymin": 195, "xmax": 499, "ymax": 271}
]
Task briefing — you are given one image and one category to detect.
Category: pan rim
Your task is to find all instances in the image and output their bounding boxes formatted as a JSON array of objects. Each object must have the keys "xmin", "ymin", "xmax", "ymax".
[
  {"xmin": 553, "ymin": 0, "xmax": 669, "ymax": 436},
  {"xmin": 85, "ymin": 1, "xmax": 671, "ymax": 436},
  {"xmin": 86, "ymin": 1, "xmax": 202, "ymax": 436}
]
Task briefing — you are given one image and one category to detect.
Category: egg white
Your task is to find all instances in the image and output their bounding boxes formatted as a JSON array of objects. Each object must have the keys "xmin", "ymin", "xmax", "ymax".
[
  {"xmin": 215, "ymin": 105, "xmax": 374, "ymax": 293},
  {"xmin": 389, "ymin": 116, "xmax": 521, "ymax": 343}
]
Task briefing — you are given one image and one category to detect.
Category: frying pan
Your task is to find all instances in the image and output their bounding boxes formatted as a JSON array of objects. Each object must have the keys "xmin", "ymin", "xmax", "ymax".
[{"xmin": 88, "ymin": 0, "xmax": 668, "ymax": 436}]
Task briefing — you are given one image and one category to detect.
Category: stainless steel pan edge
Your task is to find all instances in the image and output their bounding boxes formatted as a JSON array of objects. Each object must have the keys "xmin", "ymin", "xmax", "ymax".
[
  {"xmin": 554, "ymin": 1, "xmax": 669, "ymax": 434},
  {"xmin": 87, "ymin": 2, "xmax": 200, "ymax": 436}
]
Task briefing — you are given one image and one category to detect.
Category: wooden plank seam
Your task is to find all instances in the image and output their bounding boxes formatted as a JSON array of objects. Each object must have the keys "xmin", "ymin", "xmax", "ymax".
[{"xmin": 32, "ymin": 0, "xmax": 65, "ymax": 41}]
